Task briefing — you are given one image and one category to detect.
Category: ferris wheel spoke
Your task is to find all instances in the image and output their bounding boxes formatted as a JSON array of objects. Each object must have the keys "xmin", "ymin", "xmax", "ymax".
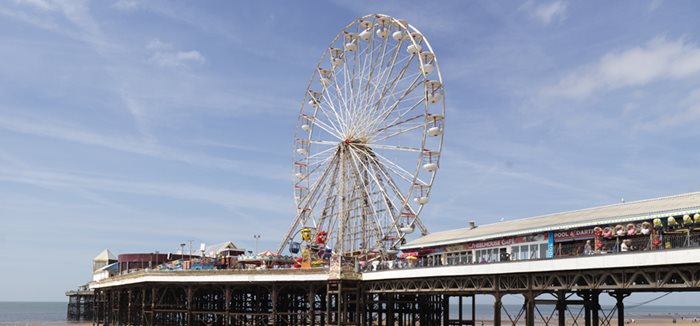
[
  {"xmin": 371, "ymin": 157, "xmax": 429, "ymax": 235},
  {"xmin": 309, "ymin": 140, "xmax": 340, "ymax": 147},
  {"xmin": 365, "ymin": 159, "xmax": 406, "ymax": 238},
  {"xmin": 371, "ymin": 123, "xmax": 427, "ymax": 144},
  {"xmin": 299, "ymin": 152, "xmax": 339, "ymax": 205},
  {"xmin": 356, "ymin": 33, "xmax": 388, "ymax": 125},
  {"xmin": 304, "ymin": 151, "xmax": 337, "ymax": 178},
  {"xmin": 346, "ymin": 148, "xmax": 388, "ymax": 242},
  {"xmin": 363, "ymin": 48, "xmax": 407, "ymax": 120},
  {"xmin": 315, "ymin": 159, "xmax": 341, "ymax": 237},
  {"xmin": 373, "ymin": 113, "xmax": 424, "ymax": 137},
  {"xmin": 355, "ymin": 35, "xmax": 404, "ymax": 136},
  {"xmin": 307, "ymin": 117, "xmax": 344, "ymax": 140},
  {"xmin": 370, "ymin": 53, "xmax": 418, "ymax": 116},
  {"xmin": 323, "ymin": 78, "xmax": 350, "ymax": 135},
  {"xmin": 371, "ymin": 73, "xmax": 424, "ymax": 129},
  {"xmin": 363, "ymin": 143, "xmax": 422, "ymax": 153},
  {"xmin": 317, "ymin": 98, "xmax": 347, "ymax": 137},
  {"xmin": 313, "ymin": 103, "xmax": 346, "ymax": 138},
  {"xmin": 356, "ymin": 54, "xmax": 405, "ymax": 137},
  {"xmin": 367, "ymin": 156, "xmax": 418, "ymax": 231},
  {"xmin": 374, "ymin": 49, "xmax": 414, "ymax": 103},
  {"xmin": 327, "ymin": 73, "xmax": 351, "ymax": 136},
  {"xmin": 375, "ymin": 98, "xmax": 426, "ymax": 137},
  {"xmin": 387, "ymin": 94, "xmax": 426, "ymax": 119},
  {"xmin": 306, "ymin": 144, "xmax": 338, "ymax": 163},
  {"xmin": 348, "ymin": 148, "xmax": 402, "ymax": 240},
  {"xmin": 371, "ymin": 150, "xmax": 426, "ymax": 185}
]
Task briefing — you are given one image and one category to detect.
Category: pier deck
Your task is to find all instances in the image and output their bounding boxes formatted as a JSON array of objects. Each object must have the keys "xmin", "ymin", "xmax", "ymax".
[{"xmin": 90, "ymin": 247, "xmax": 700, "ymax": 326}]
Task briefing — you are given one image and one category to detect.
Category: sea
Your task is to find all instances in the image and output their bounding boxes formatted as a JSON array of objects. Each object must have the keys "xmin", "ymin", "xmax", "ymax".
[{"xmin": 0, "ymin": 302, "xmax": 698, "ymax": 324}]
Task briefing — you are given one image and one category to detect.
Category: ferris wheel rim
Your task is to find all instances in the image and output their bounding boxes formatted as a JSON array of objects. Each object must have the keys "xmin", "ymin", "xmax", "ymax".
[{"xmin": 281, "ymin": 13, "xmax": 445, "ymax": 256}]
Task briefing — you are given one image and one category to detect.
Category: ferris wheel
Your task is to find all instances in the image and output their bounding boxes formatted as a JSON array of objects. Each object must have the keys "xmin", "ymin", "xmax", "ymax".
[{"xmin": 277, "ymin": 14, "xmax": 445, "ymax": 259}]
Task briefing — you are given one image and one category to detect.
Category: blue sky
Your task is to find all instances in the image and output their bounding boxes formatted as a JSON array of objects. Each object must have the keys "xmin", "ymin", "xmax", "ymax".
[{"xmin": 1, "ymin": 0, "xmax": 700, "ymax": 303}]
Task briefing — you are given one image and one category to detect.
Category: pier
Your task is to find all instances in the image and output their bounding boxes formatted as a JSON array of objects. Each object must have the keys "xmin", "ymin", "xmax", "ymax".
[
  {"xmin": 66, "ymin": 284, "xmax": 94, "ymax": 322},
  {"xmin": 89, "ymin": 246, "xmax": 700, "ymax": 326}
]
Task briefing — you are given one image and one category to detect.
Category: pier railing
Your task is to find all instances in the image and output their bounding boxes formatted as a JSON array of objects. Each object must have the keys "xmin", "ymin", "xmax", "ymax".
[{"xmin": 363, "ymin": 231, "xmax": 700, "ymax": 272}]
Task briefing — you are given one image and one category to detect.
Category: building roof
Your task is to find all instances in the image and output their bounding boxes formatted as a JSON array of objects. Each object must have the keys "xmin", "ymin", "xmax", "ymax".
[
  {"xmin": 204, "ymin": 241, "xmax": 245, "ymax": 257},
  {"xmin": 402, "ymin": 191, "xmax": 700, "ymax": 250},
  {"xmin": 93, "ymin": 249, "xmax": 117, "ymax": 262}
]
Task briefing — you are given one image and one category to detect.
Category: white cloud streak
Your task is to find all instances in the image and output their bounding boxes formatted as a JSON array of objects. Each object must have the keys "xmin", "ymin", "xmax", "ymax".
[
  {"xmin": 546, "ymin": 37, "xmax": 700, "ymax": 99},
  {"xmin": 146, "ymin": 38, "xmax": 205, "ymax": 68},
  {"xmin": 150, "ymin": 50, "xmax": 205, "ymax": 68},
  {"xmin": 0, "ymin": 115, "xmax": 288, "ymax": 180},
  {"xmin": 0, "ymin": 166, "xmax": 291, "ymax": 215},
  {"xmin": 523, "ymin": 0, "xmax": 568, "ymax": 25}
]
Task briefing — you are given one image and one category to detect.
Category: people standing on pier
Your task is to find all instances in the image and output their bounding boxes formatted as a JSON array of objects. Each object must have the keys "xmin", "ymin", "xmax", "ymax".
[
  {"xmin": 621, "ymin": 239, "xmax": 631, "ymax": 252},
  {"xmin": 584, "ymin": 240, "xmax": 593, "ymax": 255}
]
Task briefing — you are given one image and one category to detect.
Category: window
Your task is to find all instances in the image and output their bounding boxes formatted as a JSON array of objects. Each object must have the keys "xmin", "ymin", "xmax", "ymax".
[
  {"xmin": 519, "ymin": 245, "xmax": 529, "ymax": 260},
  {"xmin": 530, "ymin": 244, "xmax": 539, "ymax": 259},
  {"xmin": 539, "ymin": 243, "xmax": 547, "ymax": 259}
]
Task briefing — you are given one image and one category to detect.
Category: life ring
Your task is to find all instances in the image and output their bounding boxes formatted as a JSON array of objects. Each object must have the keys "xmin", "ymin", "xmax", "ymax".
[
  {"xmin": 602, "ymin": 227, "xmax": 613, "ymax": 239},
  {"xmin": 626, "ymin": 223, "xmax": 637, "ymax": 236}
]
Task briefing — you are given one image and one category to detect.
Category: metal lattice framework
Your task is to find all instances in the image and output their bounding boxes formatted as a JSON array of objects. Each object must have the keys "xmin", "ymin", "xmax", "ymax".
[
  {"xmin": 363, "ymin": 264, "xmax": 700, "ymax": 293},
  {"xmin": 278, "ymin": 13, "xmax": 445, "ymax": 258}
]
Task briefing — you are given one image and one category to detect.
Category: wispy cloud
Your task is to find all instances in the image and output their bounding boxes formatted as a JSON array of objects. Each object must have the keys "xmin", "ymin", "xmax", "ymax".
[
  {"xmin": 0, "ymin": 166, "xmax": 291, "ymax": 215},
  {"xmin": 545, "ymin": 37, "xmax": 700, "ymax": 99},
  {"xmin": 9, "ymin": 0, "xmax": 106, "ymax": 47},
  {"xmin": 648, "ymin": 0, "xmax": 663, "ymax": 12},
  {"xmin": 146, "ymin": 38, "xmax": 205, "ymax": 68},
  {"xmin": 0, "ymin": 115, "xmax": 288, "ymax": 180},
  {"xmin": 522, "ymin": 0, "xmax": 568, "ymax": 25},
  {"xmin": 111, "ymin": 0, "xmax": 138, "ymax": 11},
  {"xmin": 655, "ymin": 88, "xmax": 700, "ymax": 127}
]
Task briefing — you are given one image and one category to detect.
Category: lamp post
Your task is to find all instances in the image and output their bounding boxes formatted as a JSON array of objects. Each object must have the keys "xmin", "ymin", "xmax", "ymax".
[{"xmin": 253, "ymin": 234, "xmax": 261, "ymax": 253}]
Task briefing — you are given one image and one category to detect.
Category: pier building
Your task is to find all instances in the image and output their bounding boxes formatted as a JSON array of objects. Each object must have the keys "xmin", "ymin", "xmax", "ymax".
[{"xmin": 87, "ymin": 192, "xmax": 700, "ymax": 326}]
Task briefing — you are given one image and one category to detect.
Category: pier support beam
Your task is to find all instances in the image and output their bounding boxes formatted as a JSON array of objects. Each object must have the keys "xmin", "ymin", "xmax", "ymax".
[
  {"xmin": 610, "ymin": 290, "xmax": 630, "ymax": 326},
  {"xmin": 556, "ymin": 290, "xmax": 566, "ymax": 326},
  {"xmin": 524, "ymin": 292, "xmax": 536, "ymax": 326},
  {"xmin": 493, "ymin": 292, "xmax": 502, "ymax": 326},
  {"xmin": 592, "ymin": 290, "xmax": 600, "ymax": 326}
]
